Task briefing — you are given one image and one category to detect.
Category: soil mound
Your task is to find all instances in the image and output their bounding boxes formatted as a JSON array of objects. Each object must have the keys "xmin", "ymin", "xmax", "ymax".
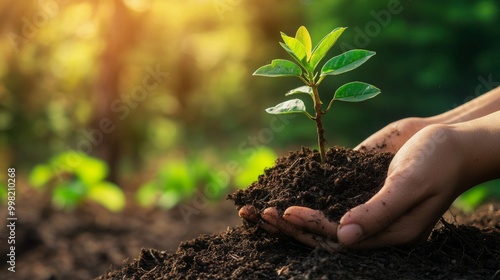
[{"xmin": 97, "ymin": 148, "xmax": 499, "ymax": 279}]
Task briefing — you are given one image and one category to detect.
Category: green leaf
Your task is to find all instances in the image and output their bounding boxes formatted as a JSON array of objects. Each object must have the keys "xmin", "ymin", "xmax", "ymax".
[
  {"xmin": 310, "ymin": 27, "xmax": 346, "ymax": 72},
  {"xmin": 295, "ymin": 26, "xmax": 312, "ymax": 61},
  {"xmin": 195, "ymin": 159, "xmax": 228, "ymax": 199},
  {"xmin": 29, "ymin": 164, "xmax": 54, "ymax": 188},
  {"xmin": 52, "ymin": 180, "xmax": 86, "ymax": 210},
  {"xmin": 279, "ymin": 43, "xmax": 309, "ymax": 72},
  {"xmin": 234, "ymin": 147, "xmax": 277, "ymax": 189},
  {"xmin": 253, "ymin": 59, "xmax": 302, "ymax": 77},
  {"xmin": 454, "ymin": 180, "xmax": 500, "ymax": 212},
  {"xmin": 158, "ymin": 190, "xmax": 183, "ymax": 210},
  {"xmin": 0, "ymin": 183, "xmax": 6, "ymax": 203},
  {"xmin": 75, "ymin": 156, "xmax": 108, "ymax": 186},
  {"xmin": 158, "ymin": 160, "xmax": 196, "ymax": 197},
  {"xmin": 281, "ymin": 32, "xmax": 308, "ymax": 63},
  {"xmin": 50, "ymin": 151, "xmax": 84, "ymax": 174},
  {"xmin": 87, "ymin": 182, "xmax": 125, "ymax": 212},
  {"xmin": 265, "ymin": 99, "xmax": 307, "ymax": 115},
  {"xmin": 321, "ymin": 49, "xmax": 376, "ymax": 76},
  {"xmin": 136, "ymin": 181, "xmax": 160, "ymax": 207},
  {"xmin": 285, "ymin": 86, "xmax": 313, "ymax": 97},
  {"xmin": 456, "ymin": 186, "xmax": 489, "ymax": 212},
  {"xmin": 334, "ymin": 82, "xmax": 381, "ymax": 102}
]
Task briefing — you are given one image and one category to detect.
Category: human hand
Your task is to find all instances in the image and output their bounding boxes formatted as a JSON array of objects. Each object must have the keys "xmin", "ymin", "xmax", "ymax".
[
  {"xmin": 335, "ymin": 124, "xmax": 465, "ymax": 248},
  {"xmin": 357, "ymin": 86, "xmax": 500, "ymax": 154},
  {"xmin": 239, "ymin": 205, "xmax": 342, "ymax": 252},
  {"xmin": 239, "ymin": 124, "xmax": 466, "ymax": 251},
  {"xmin": 354, "ymin": 117, "xmax": 431, "ymax": 153},
  {"xmin": 237, "ymin": 118, "xmax": 431, "ymax": 239}
]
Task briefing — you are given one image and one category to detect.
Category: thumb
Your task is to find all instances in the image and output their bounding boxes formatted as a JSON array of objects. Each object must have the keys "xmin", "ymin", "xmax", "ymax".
[{"xmin": 337, "ymin": 176, "xmax": 418, "ymax": 247}]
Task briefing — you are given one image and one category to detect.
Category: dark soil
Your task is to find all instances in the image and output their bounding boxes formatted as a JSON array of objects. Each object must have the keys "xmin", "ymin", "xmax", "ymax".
[
  {"xmin": 228, "ymin": 146, "xmax": 393, "ymax": 221},
  {"xmin": 96, "ymin": 147, "xmax": 500, "ymax": 279},
  {"xmin": 96, "ymin": 205, "xmax": 499, "ymax": 279},
  {"xmin": 0, "ymin": 184, "xmax": 240, "ymax": 280}
]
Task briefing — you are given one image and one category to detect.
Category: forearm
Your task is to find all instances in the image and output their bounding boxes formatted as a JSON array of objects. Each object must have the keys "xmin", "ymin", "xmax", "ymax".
[
  {"xmin": 429, "ymin": 86, "xmax": 500, "ymax": 125},
  {"xmin": 451, "ymin": 110, "xmax": 500, "ymax": 191},
  {"xmin": 355, "ymin": 87, "xmax": 500, "ymax": 153}
]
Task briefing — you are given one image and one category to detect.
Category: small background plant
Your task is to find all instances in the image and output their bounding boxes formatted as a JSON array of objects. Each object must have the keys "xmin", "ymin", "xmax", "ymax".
[
  {"xmin": 0, "ymin": 182, "xmax": 6, "ymax": 204},
  {"xmin": 453, "ymin": 180, "xmax": 500, "ymax": 212},
  {"xmin": 29, "ymin": 152, "xmax": 125, "ymax": 212},
  {"xmin": 254, "ymin": 26, "xmax": 380, "ymax": 163},
  {"xmin": 136, "ymin": 147, "xmax": 276, "ymax": 209},
  {"xmin": 233, "ymin": 147, "xmax": 277, "ymax": 189},
  {"xmin": 136, "ymin": 157, "xmax": 219, "ymax": 209}
]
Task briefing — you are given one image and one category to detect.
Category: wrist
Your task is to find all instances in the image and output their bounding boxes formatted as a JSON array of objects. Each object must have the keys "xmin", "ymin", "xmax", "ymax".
[
  {"xmin": 426, "ymin": 111, "xmax": 461, "ymax": 125},
  {"xmin": 450, "ymin": 111, "xmax": 500, "ymax": 190},
  {"xmin": 427, "ymin": 87, "xmax": 500, "ymax": 125}
]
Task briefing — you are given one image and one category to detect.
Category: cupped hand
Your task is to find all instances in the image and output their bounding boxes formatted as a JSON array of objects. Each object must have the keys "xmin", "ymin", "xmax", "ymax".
[
  {"xmin": 355, "ymin": 117, "xmax": 431, "ymax": 153},
  {"xmin": 239, "ymin": 124, "xmax": 466, "ymax": 251},
  {"xmin": 239, "ymin": 205, "xmax": 342, "ymax": 252},
  {"xmin": 337, "ymin": 124, "xmax": 465, "ymax": 248}
]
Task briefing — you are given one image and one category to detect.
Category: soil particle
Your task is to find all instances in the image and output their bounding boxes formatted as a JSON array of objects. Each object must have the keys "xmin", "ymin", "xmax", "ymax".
[{"xmin": 359, "ymin": 129, "xmax": 400, "ymax": 152}]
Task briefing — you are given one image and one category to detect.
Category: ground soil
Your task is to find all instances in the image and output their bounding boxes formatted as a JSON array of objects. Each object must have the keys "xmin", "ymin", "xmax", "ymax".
[
  {"xmin": 96, "ymin": 147, "xmax": 500, "ymax": 279},
  {"xmin": 0, "ymin": 184, "xmax": 240, "ymax": 280}
]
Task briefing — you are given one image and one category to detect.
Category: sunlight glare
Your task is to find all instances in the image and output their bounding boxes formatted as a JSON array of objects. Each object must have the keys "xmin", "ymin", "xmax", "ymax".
[{"xmin": 123, "ymin": 0, "xmax": 152, "ymax": 12}]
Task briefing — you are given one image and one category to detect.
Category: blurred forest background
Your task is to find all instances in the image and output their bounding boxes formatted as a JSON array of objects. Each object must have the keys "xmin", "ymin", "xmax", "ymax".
[{"xmin": 1, "ymin": 0, "xmax": 499, "ymax": 211}]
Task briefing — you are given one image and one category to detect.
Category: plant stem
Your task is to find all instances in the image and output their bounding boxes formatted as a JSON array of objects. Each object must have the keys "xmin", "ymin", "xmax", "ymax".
[{"xmin": 311, "ymin": 84, "xmax": 326, "ymax": 164}]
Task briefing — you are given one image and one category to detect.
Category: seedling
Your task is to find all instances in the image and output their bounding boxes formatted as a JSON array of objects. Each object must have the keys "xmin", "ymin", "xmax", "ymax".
[
  {"xmin": 254, "ymin": 26, "xmax": 380, "ymax": 163},
  {"xmin": 29, "ymin": 152, "xmax": 125, "ymax": 212}
]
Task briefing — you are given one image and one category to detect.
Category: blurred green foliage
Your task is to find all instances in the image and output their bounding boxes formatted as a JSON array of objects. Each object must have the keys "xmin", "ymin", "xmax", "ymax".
[
  {"xmin": 453, "ymin": 179, "xmax": 500, "ymax": 213},
  {"xmin": 0, "ymin": 182, "xmax": 6, "ymax": 204},
  {"xmin": 29, "ymin": 152, "xmax": 125, "ymax": 212},
  {"xmin": 1, "ymin": 1, "xmax": 498, "ymax": 212},
  {"xmin": 136, "ymin": 157, "xmax": 226, "ymax": 209},
  {"xmin": 137, "ymin": 147, "xmax": 277, "ymax": 209},
  {"xmin": 234, "ymin": 147, "xmax": 277, "ymax": 189}
]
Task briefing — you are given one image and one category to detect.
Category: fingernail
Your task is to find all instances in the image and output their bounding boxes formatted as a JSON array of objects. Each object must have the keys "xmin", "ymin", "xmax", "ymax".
[{"xmin": 338, "ymin": 224, "xmax": 363, "ymax": 246}]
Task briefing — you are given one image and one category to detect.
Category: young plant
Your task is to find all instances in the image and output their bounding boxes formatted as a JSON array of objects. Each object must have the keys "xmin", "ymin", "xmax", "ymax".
[
  {"xmin": 254, "ymin": 26, "xmax": 380, "ymax": 163},
  {"xmin": 29, "ymin": 152, "xmax": 125, "ymax": 212},
  {"xmin": 136, "ymin": 157, "xmax": 229, "ymax": 210}
]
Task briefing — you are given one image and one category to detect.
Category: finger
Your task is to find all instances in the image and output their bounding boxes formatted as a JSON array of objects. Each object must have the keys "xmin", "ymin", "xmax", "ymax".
[
  {"xmin": 338, "ymin": 175, "xmax": 452, "ymax": 249},
  {"xmin": 283, "ymin": 206, "xmax": 338, "ymax": 239},
  {"xmin": 354, "ymin": 141, "xmax": 374, "ymax": 152},
  {"xmin": 239, "ymin": 205, "xmax": 280, "ymax": 233},
  {"xmin": 354, "ymin": 140, "xmax": 374, "ymax": 152},
  {"xmin": 257, "ymin": 219, "xmax": 280, "ymax": 234},
  {"xmin": 238, "ymin": 205, "xmax": 259, "ymax": 222},
  {"xmin": 294, "ymin": 233, "xmax": 342, "ymax": 253},
  {"xmin": 262, "ymin": 208, "xmax": 303, "ymax": 236},
  {"xmin": 354, "ymin": 138, "xmax": 397, "ymax": 154},
  {"xmin": 355, "ymin": 118, "xmax": 428, "ymax": 153},
  {"xmin": 341, "ymin": 197, "xmax": 443, "ymax": 250},
  {"xmin": 337, "ymin": 175, "xmax": 424, "ymax": 246},
  {"xmin": 263, "ymin": 208, "xmax": 341, "ymax": 252}
]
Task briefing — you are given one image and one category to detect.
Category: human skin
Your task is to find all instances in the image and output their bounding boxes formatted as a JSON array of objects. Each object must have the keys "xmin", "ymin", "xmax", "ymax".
[
  {"xmin": 239, "ymin": 86, "xmax": 500, "ymax": 251},
  {"xmin": 357, "ymin": 85, "xmax": 500, "ymax": 153}
]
